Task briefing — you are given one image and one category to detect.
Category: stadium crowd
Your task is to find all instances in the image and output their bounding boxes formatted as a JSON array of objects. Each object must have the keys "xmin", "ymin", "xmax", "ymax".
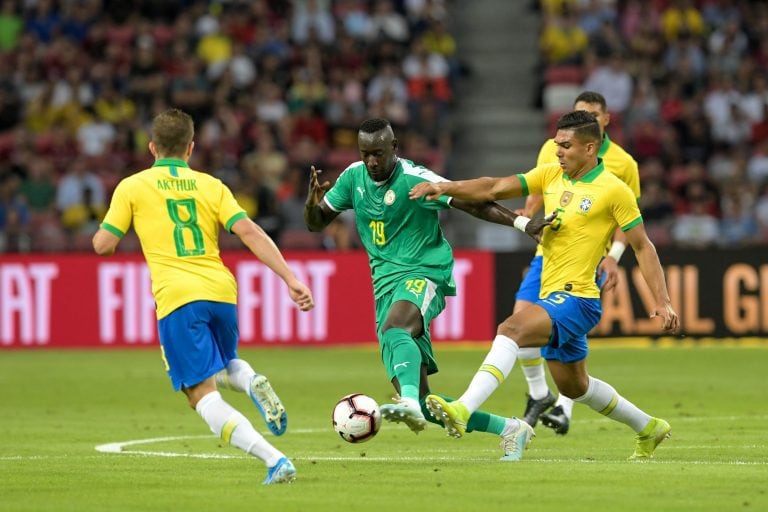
[
  {"xmin": 0, "ymin": 0, "xmax": 457, "ymax": 252},
  {"xmin": 2, "ymin": 0, "xmax": 767, "ymax": 253},
  {"xmin": 535, "ymin": 0, "xmax": 768, "ymax": 248}
]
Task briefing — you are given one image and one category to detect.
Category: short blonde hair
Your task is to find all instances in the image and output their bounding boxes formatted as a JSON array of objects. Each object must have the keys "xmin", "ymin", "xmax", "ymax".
[{"xmin": 151, "ymin": 108, "xmax": 194, "ymax": 157}]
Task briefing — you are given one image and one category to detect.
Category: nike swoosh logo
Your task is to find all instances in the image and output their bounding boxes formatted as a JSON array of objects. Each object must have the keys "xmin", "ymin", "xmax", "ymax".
[{"xmin": 393, "ymin": 362, "xmax": 410, "ymax": 370}]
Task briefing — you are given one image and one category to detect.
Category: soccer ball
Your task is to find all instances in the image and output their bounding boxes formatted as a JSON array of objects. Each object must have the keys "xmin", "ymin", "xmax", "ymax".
[{"xmin": 332, "ymin": 393, "xmax": 381, "ymax": 443}]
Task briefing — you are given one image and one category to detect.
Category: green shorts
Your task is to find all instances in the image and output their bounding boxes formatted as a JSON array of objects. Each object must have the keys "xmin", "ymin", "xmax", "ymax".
[{"xmin": 375, "ymin": 276, "xmax": 447, "ymax": 380}]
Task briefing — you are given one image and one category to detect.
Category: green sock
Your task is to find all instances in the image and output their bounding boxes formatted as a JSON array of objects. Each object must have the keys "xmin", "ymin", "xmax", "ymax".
[
  {"xmin": 382, "ymin": 328, "xmax": 421, "ymax": 401},
  {"xmin": 420, "ymin": 393, "xmax": 507, "ymax": 435}
]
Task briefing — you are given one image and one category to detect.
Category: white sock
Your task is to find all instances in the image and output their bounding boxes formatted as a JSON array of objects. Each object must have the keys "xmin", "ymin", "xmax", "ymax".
[
  {"xmin": 500, "ymin": 417, "xmax": 524, "ymax": 437},
  {"xmin": 195, "ymin": 391, "xmax": 284, "ymax": 466},
  {"xmin": 554, "ymin": 394, "xmax": 574, "ymax": 419},
  {"xmin": 458, "ymin": 335, "xmax": 519, "ymax": 413},
  {"xmin": 573, "ymin": 376, "xmax": 651, "ymax": 432},
  {"xmin": 215, "ymin": 359, "xmax": 257, "ymax": 393},
  {"xmin": 518, "ymin": 347, "xmax": 549, "ymax": 399}
]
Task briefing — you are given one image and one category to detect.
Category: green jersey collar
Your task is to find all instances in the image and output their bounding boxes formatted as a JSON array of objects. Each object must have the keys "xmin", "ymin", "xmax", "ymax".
[
  {"xmin": 598, "ymin": 132, "xmax": 611, "ymax": 158},
  {"xmin": 564, "ymin": 158, "xmax": 604, "ymax": 184},
  {"xmin": 153, "ymin": 158, "xmax": 190, "ymax": 168}
]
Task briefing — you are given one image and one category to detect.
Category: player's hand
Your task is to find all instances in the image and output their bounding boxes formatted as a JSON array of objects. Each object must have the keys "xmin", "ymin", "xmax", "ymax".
[
  {"xmin": 524, "ymin": 210, "xmax": 557, "ymax": 243},
  {"xmin": 307, "ymin": 165, "xmax": 331, "ymax": 207},
  {"xmin": 409, "ymin": 182, "xmax": 445, "ymax": 201},
  {"xmin": 650, "ymin": 303, "xmax": 679, "ymax": 333},
  {"xmin": 597, "ymin": 253, "xmax": 620, "ymax": 292},
  {"xmin": 287, "ymin": 279, "xmax": 315, "ymax": 312}
]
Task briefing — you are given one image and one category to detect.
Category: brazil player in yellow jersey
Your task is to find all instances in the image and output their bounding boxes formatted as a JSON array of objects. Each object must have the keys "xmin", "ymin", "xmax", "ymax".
[
  {"xmin": 410, "ymin": 111, "xmax": 678, "ymax": 461},
  {"xmin": 304, "ymin": 118, "xmax": 553, "ymax": 444},
  {"xmin": 92, "ymin": 109, "xmax": 314, "ymax": 484},
  {"xmin": 516, "ymin": 91, "xmax": 641, "ymax": 434}
]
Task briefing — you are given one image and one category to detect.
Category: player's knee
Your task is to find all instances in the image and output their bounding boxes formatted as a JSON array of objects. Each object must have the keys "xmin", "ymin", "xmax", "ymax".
[{"xmin": 497, "ymin": 317, "xmax": 533, "ymax": 344}]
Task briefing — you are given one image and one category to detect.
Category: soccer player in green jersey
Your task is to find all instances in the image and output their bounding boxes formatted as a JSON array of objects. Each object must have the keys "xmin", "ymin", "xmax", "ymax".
[
  {"xmin": 515, "ymin": 91, "xmax": 641, "ymax": 434},
  {"xmin": 410, "ymin": 111, "xmax": 679, "ymax": 461},
  {"xmin": 92, "ymin": 108, "xmax": 314, "ymax": 484},
  {"xmin": 304, "ymin": 117, "xmax": 553, "ymax": 447}
]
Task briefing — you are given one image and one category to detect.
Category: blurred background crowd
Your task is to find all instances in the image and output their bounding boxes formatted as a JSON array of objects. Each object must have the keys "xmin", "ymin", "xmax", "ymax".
[
  {"xmin": 0, "ymin": 0, "xmax": 766, "ymax": 253},
  {"xmin": 536, "ymin": 0, "xmax": 768, "ymax": 248}
]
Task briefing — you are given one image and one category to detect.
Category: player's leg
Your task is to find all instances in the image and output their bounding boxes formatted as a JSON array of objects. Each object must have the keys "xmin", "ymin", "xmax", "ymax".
[
  {"xmin": 377, "ymin": 281, "xmax": 436, "ymax": 432},
  {"xmin": 513, "ymin": 256, "xmax": 557, "ymax": 425},
  {"xmin": 158, "ymin": 302, "xmax": 295, "ymax": 484},
  {"xmin": 548, "ymin": 358, "xmax": 671, "ymax": 460},
  {"xmin": 426, "ymin": 303, "xmax": 553, "ymax": 439},
  {"xmin": 185, "ymin": 378, "xmax": 295, "ymax": 484},
  {"xmin": 208, "ymin": 303, "xmax": 287, "ymax": 435}
]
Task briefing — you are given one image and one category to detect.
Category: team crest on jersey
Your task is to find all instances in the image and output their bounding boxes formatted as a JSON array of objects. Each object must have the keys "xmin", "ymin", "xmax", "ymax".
[
  {"xmin": 579, "ymin": 196, "xmax": 594, "ymax": 213},
  {"xmin": 559, "ymin": 191, "xmax": 573, "ymax": 207},
  {"xmin": 384, "ymin": 189, "xmax": 396, "ymax": 205}
]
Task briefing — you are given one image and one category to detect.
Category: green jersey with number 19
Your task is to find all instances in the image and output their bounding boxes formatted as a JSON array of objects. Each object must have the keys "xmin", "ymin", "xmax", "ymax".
[
  {"xmin": 100, "ymin": 158, "xmax": 248, "ymax": 318},
  {"xmin": 323, "ymin": 158, "xmax": 457, "ymax": 298}
]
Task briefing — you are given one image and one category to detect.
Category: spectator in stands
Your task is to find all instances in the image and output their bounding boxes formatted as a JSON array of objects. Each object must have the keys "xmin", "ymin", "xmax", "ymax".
[
  {"xmin": 660, "ymin": 0, "xmax": 705, "ymax": 42},
  {"xmin": 582, "ymin": 52, "xmax": 633, "ymax": 113},
  {"xmin": 0, "ymin": 172, "xmax": 30, "ymax": 252},
  {"xmin": 539, "ymin": 5, "xmax": 588, "ymax": 65},
  {"xmin": 56, "ymin": 156, "xmax": 105, "ymax": 230},
  {"xmin": 671, "ymin": 196, "xmax": 720, "ymax": 248}
]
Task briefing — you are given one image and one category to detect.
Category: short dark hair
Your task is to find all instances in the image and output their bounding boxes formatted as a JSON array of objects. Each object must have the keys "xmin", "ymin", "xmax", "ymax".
[
  {"xmin": 359, "ymin": 118, "xmax": 390, "ymax": 134},
  {"xmin": 573, "ymin": 91, "xmax": 607, "ymax": 110},
  {"xmin": 151, "ymin": 108, "xmax": 194, "ymax": 157},
  {"xmin": 557, "ymin": 110, "xmax": 601, "ymax": 142}
]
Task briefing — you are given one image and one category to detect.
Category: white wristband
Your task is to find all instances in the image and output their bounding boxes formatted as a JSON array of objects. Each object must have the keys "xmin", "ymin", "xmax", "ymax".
[
  {"xmin": 513, "ymin": 215, "xmax": 530, "ymax": 233},
  {"xmin": 607, "ymin": 241, "xmax": 626, "ymax": 262}
]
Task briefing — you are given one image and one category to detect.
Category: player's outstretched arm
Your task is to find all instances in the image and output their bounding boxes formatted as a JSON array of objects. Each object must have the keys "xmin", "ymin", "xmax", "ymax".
[
  {"xmin": 625, "ymin": 224, "xmax": 678, "ymax": 332},
  {"xmin": 231, "ymin": 218, "xmax": 315, "ymax": 311},
  {"xmin": 409, "ymin": 175, "xmax": 523, "ymax": 203},
  {"xmin": 304, "ymin": 165, "xmax": 338, "ymax": 232},
  {"xmin": 452, "ymin": 199, "xmax": 556, "ymax": 243}
]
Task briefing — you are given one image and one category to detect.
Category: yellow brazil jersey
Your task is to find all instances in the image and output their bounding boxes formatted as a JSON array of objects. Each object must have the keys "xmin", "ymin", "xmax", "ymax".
[
  {"xmin": 518, "ymin": 161, "xmax": 642, "ymax": 299},
  {"xmin": 100, "ymin": 158, "xmax": 248, "ymax": 318},
  {"xmin": 534, "ymin": 132, "xmax": 639, "ymax": 256}
]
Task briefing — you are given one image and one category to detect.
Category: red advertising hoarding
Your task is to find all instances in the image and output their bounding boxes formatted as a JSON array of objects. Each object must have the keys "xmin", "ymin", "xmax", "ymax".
[{"xmin": 0, "ymin": 251, "xmax": 495, "ymax": 348}]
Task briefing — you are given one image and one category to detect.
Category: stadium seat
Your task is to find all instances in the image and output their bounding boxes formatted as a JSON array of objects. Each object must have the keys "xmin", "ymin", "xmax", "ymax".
[
  {"xmin": 543, "ymin": 84, "xmax": 582, "ymax": 113},
  {"xmin": 544, "ymin": 65, "xmax": 584, "ymax": 85}
]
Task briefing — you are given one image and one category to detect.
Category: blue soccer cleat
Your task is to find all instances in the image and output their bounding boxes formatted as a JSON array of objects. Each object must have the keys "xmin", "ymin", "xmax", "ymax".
[{"xmin": 263, "ymin": 457, "xmax": 296, "ymax": 484}]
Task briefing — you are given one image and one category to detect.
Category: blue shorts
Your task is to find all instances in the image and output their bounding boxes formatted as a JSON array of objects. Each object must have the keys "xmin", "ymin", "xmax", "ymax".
[
  {"xmin": 515, "ymin": 255, "xmax": 542, "ymax": 303},
  {"xmin": 157, "ymin": 301, "xmax": 239, "ymax": 391},
  {"xmin": 536, "ymin": 292, "xmax": 602, "ymax": 363},
  {"xmin": 518, "ymin": 255, "xmax": 608, "ymax": 302}
]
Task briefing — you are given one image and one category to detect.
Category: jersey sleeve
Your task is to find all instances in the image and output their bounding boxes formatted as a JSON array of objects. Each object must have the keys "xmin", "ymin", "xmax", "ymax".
[
  {"xmin": 217, "ymin": 181, "xmax": 248, "ymax": 232},
  {"xmin": 536, "ymin": 139, "xmax": 558, "ymax": 166},
  {"xmin": 323, "ymin": 166, "xmax": 354, "ymax": 212},
  {"xmin": 517, "ymin": 164, "xmax": 553, "ymax": 197},
  {"xmin": 407, "ymin": 166, "xmax": 451, "ymax": 211},
  {"xmin": 624, "ymin": 158, "xmax": 641, "ymax": 200},
  {"xmin": 100, "ymin": 179, "xmax": 133, "ymax": 237},
  {"xmin": 612, "ymin": 181, "xmax": 643, "ymax": 231}
]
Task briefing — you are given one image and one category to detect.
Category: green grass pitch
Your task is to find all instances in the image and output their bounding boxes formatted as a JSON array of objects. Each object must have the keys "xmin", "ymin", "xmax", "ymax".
[{"xmin": 1, "ymin": 343, "xmax": 766, "ymax": 511}]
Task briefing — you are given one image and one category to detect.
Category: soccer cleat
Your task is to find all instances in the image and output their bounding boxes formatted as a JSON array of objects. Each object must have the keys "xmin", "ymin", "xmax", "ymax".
[
  {"xmin": 249, "ymin": 375, "xmax": 288, "ymax": 436},
  {"xmin": 499, "ymin": 419, "xmax": 536, "ymax": 461},
  {"xmin": 380, "ymin": 397, "xmax": 427, "ymax": 433},
  {"xmin": 540, "ymin": 405, "xmax": 570, "ymax": 435},
  {"xmin": 522, "ymin": 390, "xmax": 556, "ymax": 427},
  {"xmin": 263, "ymin": 457, "xmax": 296, "ymax": 484},
  {"xmin": 629, "ymin": 417, "xmax": 671, "ymax": 460},
  {"xmin": 424, "ymin": 395, "xmax": 469, "ymax": 438}
]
